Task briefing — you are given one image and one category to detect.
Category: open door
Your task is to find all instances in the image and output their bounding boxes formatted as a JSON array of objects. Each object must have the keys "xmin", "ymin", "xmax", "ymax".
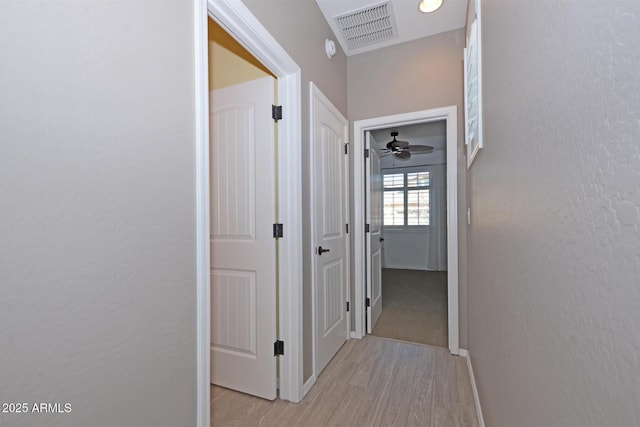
[
  {"xmin": 209, "ymin": 76, "xmax": 277, "ymax": 400},
  {"xmin": 366, "ymin": 132, "xmax": 383, "ymax": 333},
  {"xmin": 311, "ymin": 83, "xmax": 349, "ymax": 376}
]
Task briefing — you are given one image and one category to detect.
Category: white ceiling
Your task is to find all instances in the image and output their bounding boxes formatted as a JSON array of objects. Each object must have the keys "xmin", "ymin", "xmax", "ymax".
[{"xmin": 315, "ymin": 0, "xmax": 468, "ymax": 56}]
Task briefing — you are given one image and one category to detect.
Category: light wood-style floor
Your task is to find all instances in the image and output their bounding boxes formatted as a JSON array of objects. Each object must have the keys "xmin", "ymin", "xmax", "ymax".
[{"xmin": 211, "ymin": 336, "xmax": 478, "ymax": 427}]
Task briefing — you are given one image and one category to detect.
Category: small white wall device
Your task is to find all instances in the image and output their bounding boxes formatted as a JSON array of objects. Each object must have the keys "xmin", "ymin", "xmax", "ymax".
[{"xmin": 325, "ymin": 39, "xmax": 336, "ymax": 58}]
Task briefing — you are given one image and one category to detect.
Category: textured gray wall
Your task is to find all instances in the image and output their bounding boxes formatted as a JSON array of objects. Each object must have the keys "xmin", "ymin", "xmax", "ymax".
[
  {"xmin": 0, "ymin": 2, "xmax": 197, "ymax": 426},
  {"xmin": 348, "ymin": 29, "xmax": 469, "ymax": 347},
  {"xmin": 467, "ymin": 1, "xmax": 640, "ymax": 426},
  {"xmin": 243, "ymin": 0, "xmax": 348, "ymax": 383}
]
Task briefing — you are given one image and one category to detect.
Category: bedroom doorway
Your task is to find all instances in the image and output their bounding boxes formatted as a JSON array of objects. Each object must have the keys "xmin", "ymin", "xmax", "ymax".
[
  {"xmin": 353, "ymin": 106, "xmax": 460, "ymax": 355},
  {"xmin": 368, "ymin": 121, "xmax": 449, "ymax": 348}
]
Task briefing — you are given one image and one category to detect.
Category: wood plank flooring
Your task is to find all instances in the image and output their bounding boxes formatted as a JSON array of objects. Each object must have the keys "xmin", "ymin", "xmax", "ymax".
[{"xmin": 211, "ymin": 336, "xmax": 478, "ymax": 427}]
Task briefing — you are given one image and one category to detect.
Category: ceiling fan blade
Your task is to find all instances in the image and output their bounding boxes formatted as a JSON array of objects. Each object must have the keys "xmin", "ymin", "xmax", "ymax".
[
  {"xmin": 407, "ymin": 145, "xmax": 434, "ymax": 153},
  {"xmin": 395, "ymin": 151, "xmax": 411, "ymax": 160}
]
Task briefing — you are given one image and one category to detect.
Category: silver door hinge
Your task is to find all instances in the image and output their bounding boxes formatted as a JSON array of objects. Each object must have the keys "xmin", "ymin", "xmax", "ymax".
[{"xmin": 364, "ymin": 148, "xmax": 370, "ymax": 158}]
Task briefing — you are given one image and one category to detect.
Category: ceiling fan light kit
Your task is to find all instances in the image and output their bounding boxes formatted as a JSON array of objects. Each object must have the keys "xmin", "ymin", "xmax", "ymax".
[
  {"xmin": 386, "ymin": 131, "xmax": 409, "ymax": 149},
  {"xmin": 382, "ymin": 131, "xmax": 434, "ymax": 160}
]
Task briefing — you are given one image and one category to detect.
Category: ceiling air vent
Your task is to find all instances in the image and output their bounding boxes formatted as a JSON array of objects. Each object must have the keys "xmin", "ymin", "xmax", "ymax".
[{"xmin": 334, "ymin": 2, "xmax": 398, "ymax": 51}]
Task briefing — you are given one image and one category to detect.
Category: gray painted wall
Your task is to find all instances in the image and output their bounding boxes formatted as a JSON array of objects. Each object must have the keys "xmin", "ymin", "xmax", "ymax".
[
  {"xmin": 348, "ymin": 29, "xmax": 469, "ymax": 347},
  {"xmin": 243, "ymin": 0, "xmax": 348, "ymax": 383},
  {"xmin": 467, "ymin": 1, "xmax": 640, "ymax": 426},
  {"xmin": 0, "ymin": 2, "xmax": 196, "ymax": 426}
]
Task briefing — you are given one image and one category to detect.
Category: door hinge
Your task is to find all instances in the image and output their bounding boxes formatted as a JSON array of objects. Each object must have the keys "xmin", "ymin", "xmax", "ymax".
[
  {"xmin": 346, "ymin": 301, "xmax": 350, "ymax": 312},
  {"xmin": 346, "ymin": 223, "xmax": 349, "ymax": 234},
  {"xmin": 365, "ymin": 223, "xmax": 370, "ymax": 233},
  {"xmin": 272, "ymin": 105, "xmax": 282, "ymax": 121},
  {"xmin": 274, "ymin": 340, "xmax": 284, "ymax": 356},
  {"xmin": 364, "ymin": 148, "xmax": 370, "ymax": 158},
  {"xmin": 273, "ymin": 223, "xmax": 283, "ymax": 239},
  {"xmin": 344, "ymin": 143, "xmax": 349, "ymax": 155},
  {"xmin": 366, "ymin": 297, "xmax": 371, "ymax": 307}
]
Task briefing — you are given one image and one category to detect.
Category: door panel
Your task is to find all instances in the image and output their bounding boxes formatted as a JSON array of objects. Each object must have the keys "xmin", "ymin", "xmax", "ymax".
[
  {"xmin": 211, "ymin": 270, "xmax": 256, "ymax": 354},
  {"xmin": 210, "ymin": 76, "xmax": 277, "ymax": 400},
  {"xmin": 367, "ymin": 136, "xmax": 383, "ymax": 333},
  {"xmin": 312, "ymin": 84, "xmax": 349, "ymax": 376},
  {"xmin": 322, "ymin": 259, "xmax": 345, "ymax": 333}
]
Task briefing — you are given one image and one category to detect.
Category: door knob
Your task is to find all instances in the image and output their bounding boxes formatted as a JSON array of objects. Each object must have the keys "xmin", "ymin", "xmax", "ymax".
[
  {"xmin": 317, "ymin": 246, "xmax": 330, "ymax": 255},
  {"xmin": 380, "ymin": 237, "xmax": 385, "ymax": 242}
]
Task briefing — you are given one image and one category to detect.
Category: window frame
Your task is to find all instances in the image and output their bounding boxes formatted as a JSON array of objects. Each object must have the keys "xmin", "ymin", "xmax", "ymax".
[{"xmin": 383, "ymin": 169, "xmax": 430, "ymax": 230}]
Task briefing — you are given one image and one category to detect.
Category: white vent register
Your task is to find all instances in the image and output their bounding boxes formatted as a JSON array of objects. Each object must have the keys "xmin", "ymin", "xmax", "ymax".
[{"xmin": 334, "ymin": 2, "xmax": 398, "ymax": 52}]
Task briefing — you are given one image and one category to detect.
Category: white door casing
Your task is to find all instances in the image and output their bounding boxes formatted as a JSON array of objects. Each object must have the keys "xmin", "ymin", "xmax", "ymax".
[
  {"xmin": 366, "ymin": 134, "xmax": 383, "ymax": 333},
  {"xmin": 310, "ymin": 82, "xmax": 350, "ymax": 376},
  {"xmin": 209, "ymin": 76, "xmax": 277, "ymax": 400}
]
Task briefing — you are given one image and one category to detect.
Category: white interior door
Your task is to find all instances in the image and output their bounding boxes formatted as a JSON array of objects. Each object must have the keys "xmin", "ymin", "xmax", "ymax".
[
  {"xmin": 209, "ymin": 76, "xmax": 277, "ymax": 400},
  {"xmin": 366, "ymin": 133, "xmax": 383, "ymax": 333},
  {"xmin": 311, "ymin": 83, "xmax": 349, "ymax": 376}
]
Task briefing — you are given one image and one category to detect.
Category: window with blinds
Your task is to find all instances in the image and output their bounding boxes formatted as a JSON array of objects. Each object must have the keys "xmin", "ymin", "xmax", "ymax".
[{"xmin": 383, "ymin": 171, "xmax": 430, "ymax": 227}]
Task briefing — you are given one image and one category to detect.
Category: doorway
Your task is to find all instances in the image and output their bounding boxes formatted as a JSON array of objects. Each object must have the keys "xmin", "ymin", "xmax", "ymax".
[
  {"xmin": 208, "ymin": 17, "xmax": 278, "ymax": 400},
  {"xmin": 352, "ymin": 106, "xmax": 460, "ymax": 355},
  {"xmin": 195, "ymin": 1, "xmax": 304, "ymax": 424},
  {"xmin": 368, "ymin": 122, "xmax": 449, "ymax": 348}
]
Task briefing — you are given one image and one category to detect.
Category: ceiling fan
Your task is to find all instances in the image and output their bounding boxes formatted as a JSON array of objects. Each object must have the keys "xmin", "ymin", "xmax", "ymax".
[{"xmin": 381, "ymin": 131, "xmax": 434, "ymax": 160}]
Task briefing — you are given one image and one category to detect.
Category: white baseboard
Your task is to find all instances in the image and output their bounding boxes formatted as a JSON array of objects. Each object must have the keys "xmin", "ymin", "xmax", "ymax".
[
  {"xmin": 459, "ymin": 349, "xmax": 485, "ymax": 427},
  {"xmin": 350, "ymin": 331, "xmax": 364, "ymax": 339},
  {"xmin": 302, "ymin": 375, "xmax": 316, "ymax": 398}
]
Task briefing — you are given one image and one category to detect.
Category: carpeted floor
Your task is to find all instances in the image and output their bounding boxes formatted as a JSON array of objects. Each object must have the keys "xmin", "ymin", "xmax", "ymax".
[{"xmin": 371, "ymin": 268, "xmax": 448, "ymax": 348}]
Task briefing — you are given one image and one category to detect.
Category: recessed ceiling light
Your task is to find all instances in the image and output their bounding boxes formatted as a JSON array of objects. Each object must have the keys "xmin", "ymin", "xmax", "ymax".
[{"xmin": 419, "ymin": 0, "xmax": 443, "ymax": 13}]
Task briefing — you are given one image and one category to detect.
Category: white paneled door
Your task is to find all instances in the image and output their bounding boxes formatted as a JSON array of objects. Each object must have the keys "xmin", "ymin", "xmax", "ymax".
[
  {"xmin": 366, "ymin": 134, "xmax": 383, "ymax": 333},
  {"xmin": 210, "ymin": 76, "xmax": 277, "ymax": 400},
  {"xmin": 311, "ymin": 83, "xmax": 349, "ymax": 376}
]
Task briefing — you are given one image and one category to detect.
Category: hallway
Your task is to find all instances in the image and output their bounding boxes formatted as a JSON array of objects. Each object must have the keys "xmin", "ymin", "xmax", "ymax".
[{"xmin": 211, "ymin": 336, "xmax": 478, "ymax": 427}]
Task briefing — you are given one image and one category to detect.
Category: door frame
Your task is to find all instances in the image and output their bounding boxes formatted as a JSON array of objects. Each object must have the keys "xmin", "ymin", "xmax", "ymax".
[
  {"xmin": 352, "ymin": 106, "xmax": 460, "ymax": 355},
  {"xmin": 365, "ymin": 135, "xmax": 383, "ymax": 333},
  {"xmin": 309, "ymin": 82, "xmax": 350, "ymax": 387},
  {"xmin": 195, "ymin": 1, "xmax": 304, "ymax": 425}
]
